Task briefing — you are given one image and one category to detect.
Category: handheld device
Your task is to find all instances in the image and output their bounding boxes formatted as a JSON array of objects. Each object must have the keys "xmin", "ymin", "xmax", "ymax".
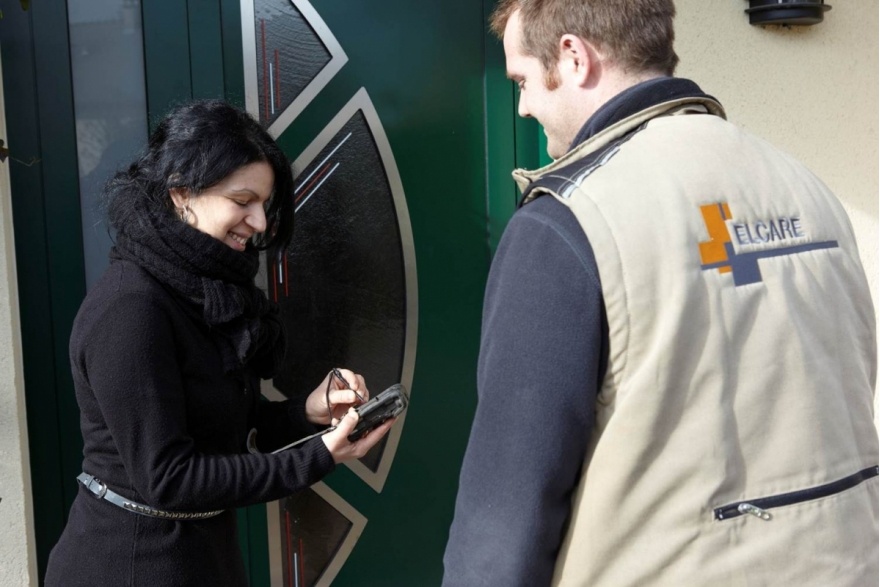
[
  {"xmin": 270, "ymin": 383, "xmax": 408, "ymax": 454},
  {"xmin": 347, "ymin": 383, "xmax": 408, "ymax": 442}
]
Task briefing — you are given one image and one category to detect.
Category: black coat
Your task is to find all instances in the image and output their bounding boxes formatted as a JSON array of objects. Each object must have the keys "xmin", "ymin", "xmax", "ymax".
[{"xmin": 45, "ymin": 259, "xmax": 335, "ymax": 586}]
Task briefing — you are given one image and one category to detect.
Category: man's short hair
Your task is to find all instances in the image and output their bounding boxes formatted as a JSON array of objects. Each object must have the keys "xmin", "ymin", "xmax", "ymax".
[{"xmin": 490, "ymin": 0, "xmax": 679, "ymax": 80}]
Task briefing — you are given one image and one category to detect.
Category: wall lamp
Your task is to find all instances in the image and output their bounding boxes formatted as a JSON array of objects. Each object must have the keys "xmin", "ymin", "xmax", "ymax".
[{"xmin": 745, "ymin": 0, "xmax": 832, "ymax": 26}]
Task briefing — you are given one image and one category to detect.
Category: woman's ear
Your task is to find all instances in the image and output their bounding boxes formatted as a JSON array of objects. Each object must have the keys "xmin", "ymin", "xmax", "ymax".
[{"xmin": 169, "ymin": 187, "xmax": 190, "ymax": 209}]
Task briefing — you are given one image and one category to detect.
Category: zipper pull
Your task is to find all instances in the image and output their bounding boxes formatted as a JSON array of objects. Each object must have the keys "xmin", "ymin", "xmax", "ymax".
[{"xmin": 737, "ymin": 503, "xmax": 772, "ymax": 521}]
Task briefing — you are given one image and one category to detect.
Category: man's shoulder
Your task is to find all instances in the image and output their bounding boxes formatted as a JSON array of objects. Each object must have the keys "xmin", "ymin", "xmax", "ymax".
[
  {"xmin": 497, "ymin": 195, "xmax": 598, "ymax": 281},
  {"xmin": 512, "ymin": 195, "xmax": 583, "ymax": 240}
]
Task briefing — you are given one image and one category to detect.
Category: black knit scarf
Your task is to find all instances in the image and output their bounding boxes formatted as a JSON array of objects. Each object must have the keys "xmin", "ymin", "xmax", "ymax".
[{"xmin": 111, "ymin": 199, "xmax": 285, "ymax": 377}]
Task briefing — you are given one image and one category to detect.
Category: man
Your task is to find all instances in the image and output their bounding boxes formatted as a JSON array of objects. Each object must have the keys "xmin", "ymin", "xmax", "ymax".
[{"xmin": 443, "ymin": 1, "xmax": 878, "ymax": 585}]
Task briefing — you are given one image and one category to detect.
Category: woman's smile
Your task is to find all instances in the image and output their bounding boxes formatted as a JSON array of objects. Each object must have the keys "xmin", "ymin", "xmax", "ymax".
[{"xmin": 170, "ymin": 161, "xmax": 274, "ymax": 250}]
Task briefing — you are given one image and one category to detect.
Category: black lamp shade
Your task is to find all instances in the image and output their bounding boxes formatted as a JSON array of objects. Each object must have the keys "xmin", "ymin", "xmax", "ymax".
[{"xmin": 745, "ymin": 0, "xmax": 832, "ymax": 26}]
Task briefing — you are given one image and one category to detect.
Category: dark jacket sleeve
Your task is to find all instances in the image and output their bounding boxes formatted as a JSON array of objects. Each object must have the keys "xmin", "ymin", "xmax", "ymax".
[
  {"xmin": 253, "ymin": 391, "xmax": 323, "ymax": 453},
  {"xmin": 76, "ymin": 292, "xmax": 335, "ymax": 512},
  {"xmin": 443, "ymin": 196, "xmax": 605, "ymax": 586}
]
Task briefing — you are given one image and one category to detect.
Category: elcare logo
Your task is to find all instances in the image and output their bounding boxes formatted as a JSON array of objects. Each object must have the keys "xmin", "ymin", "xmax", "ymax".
[{"xmin": 698, "ymin": 202, "xmax": 838, "ymax": 286}]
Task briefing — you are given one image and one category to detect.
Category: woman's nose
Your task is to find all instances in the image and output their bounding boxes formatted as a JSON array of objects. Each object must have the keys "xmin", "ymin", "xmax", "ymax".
[{"xmin": 248, "ymin": 205, "xmax": 267, "ymax": 233}]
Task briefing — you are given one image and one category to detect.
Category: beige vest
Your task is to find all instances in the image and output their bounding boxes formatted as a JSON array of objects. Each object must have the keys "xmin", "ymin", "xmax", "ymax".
[{"xmin": 515, "ymin": 99, "xmax": 878, "ymax": 587}]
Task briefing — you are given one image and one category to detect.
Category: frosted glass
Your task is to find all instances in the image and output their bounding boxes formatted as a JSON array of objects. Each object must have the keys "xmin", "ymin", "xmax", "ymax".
[{"xmin": 69, "ymin": 0, "xmax": 148, "ymax": 288}]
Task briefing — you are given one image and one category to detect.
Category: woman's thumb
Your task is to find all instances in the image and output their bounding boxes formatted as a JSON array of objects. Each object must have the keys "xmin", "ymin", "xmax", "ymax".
[{"xmin": 334, "ymin": 408, "xmax": 359, "ymax": 437}]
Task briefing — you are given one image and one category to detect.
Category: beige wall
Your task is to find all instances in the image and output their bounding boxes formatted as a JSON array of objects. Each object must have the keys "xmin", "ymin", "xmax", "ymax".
[
  {"xmin": 0, "ymin": 50, "xmax": 38, "ymax": 586},
  {"xmin": 676, "ymin": 1, "xmax": 879, "ymax": 309}
]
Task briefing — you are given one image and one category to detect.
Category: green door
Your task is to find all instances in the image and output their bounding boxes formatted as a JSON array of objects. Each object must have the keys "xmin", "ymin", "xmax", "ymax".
[
  {"xmin": 233, "ymin": 1, "xmax": 492, "ymax": 583},
  {"xmin": 2, "ymin": 0, "xmax": 538, "ymax": 583}
]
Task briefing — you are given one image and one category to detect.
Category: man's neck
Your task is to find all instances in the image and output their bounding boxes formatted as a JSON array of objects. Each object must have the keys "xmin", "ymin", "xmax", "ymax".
[
  {"xmin": 567, "ymin": 76, "xmax": 711, "ymax": 151},
  {"xmin": 585, "ymin": 68, "xmax": 667, "ymax": 122}
]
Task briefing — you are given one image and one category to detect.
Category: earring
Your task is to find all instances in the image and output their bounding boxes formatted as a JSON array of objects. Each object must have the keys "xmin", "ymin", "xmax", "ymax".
[{"xmin": 176, "ymin": 204, "xmax": 192, "ymax": 224}]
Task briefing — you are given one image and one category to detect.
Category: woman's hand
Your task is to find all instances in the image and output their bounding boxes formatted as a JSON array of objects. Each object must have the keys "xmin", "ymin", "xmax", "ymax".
[
  {"xmin": 305, "ymin": 368, "xmax": 369, "ymax": 426},
  {"xmin": 322, "ymin": 409, "xmax": 397, "ymax": 463}
]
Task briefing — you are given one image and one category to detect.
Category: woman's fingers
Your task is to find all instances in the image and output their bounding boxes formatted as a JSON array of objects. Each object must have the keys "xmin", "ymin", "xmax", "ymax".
[
  {"xmin": 334, "ymin": 369, "xmax": 369, "ymax": 401},
  {"xmin": 327, "ymin": 388, "xmax": 362, "ymax": 406},
  {"xmin": 322, "ymin": 411, "xmax": 397, "ymax": 463},
  {"xmin": 309, "ymin": 369, "xmax": 372, "ymax": 428},
  {"xmin": 352, "ymin": 417, "xmax": 396, "ymax": 450}
]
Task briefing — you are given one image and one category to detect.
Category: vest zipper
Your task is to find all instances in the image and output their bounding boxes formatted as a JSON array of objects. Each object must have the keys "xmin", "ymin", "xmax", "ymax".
[{"xmin": 714, "ymin": 465, "xmax": 879, "ymax": 521}]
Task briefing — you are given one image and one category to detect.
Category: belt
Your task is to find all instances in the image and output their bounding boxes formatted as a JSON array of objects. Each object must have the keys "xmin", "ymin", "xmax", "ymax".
[{"xmin": 77, "ymin": 473, "xmax": 224, "ymax": 520}]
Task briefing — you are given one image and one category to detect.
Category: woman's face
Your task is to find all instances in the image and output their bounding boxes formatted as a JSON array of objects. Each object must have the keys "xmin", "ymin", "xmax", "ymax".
[{"xmin": 170, "ymin": 161, "xmax": 275, "ymax": 251}]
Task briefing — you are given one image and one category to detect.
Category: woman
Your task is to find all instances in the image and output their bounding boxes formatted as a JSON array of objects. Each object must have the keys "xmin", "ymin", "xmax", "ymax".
[{"xmin": 44, "ymin": 100, "xmax": 394, "ymax": 586}]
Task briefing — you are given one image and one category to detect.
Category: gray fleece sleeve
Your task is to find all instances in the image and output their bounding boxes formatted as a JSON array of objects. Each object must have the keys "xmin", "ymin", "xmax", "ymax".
[{"xmin": 443, "ymin": 196, "xmax": 605, "ymax": 586}]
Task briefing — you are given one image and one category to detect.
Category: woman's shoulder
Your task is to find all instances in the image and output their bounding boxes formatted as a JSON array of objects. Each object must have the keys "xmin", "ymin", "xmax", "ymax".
[
  {"xmin": 72, "ymin": 260, "xmax": 182, "ymax": 346},
  {"xmin": 88, "ymin": 259, "xmax": 177, "ymax": 308}
]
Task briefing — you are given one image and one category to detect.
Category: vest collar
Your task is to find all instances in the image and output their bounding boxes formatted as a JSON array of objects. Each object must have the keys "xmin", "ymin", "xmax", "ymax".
[{"xmin": 513, "ymin": 95, "xmax": 725, "ymax": 201}]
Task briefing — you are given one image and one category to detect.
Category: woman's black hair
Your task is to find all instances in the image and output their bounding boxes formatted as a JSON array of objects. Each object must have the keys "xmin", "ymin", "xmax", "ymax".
[{"xmin": 106, "ymin": 99, "xmax": 294, "ymax": 250}]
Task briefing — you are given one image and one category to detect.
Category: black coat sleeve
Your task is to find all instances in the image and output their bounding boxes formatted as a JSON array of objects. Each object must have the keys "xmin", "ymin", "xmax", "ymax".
[
  {"xmin": 75, "ymin": 291, "xmax": 335, "ymax": 512},
  {"xmin": 443, "ymin": 196, "xmax": 606, "ymax": 586},
  {"xmin": 252, "ymin": 391, "xmax": 322, "ymax": 453}
]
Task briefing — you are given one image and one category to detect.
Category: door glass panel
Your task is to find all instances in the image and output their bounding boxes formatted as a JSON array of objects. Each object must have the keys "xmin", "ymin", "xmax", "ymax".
[{"xmin": 68, "ymin": 0, "xmax": 148, "ymax": 288}]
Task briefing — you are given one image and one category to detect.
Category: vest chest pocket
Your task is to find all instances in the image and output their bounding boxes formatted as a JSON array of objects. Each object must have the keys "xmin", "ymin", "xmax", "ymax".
[{"xmin": 714, "ymin": 466, "xmax": 879, "ymax": 521}]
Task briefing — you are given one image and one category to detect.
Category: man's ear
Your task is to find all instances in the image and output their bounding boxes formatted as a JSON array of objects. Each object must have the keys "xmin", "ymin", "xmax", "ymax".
[
  {"xmin": 558, "ymin": 34, "xmax": 594, "ymax": 86},
  {"xmin": 169, "ymin": 186, "xmax": 190, "ymax": 209}
]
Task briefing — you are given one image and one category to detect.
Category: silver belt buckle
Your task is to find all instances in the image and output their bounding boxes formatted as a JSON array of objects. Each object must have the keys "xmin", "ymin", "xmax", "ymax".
[{"xmin": 85, "ymin": 475, "xmax": 108, "ymax": 499}]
